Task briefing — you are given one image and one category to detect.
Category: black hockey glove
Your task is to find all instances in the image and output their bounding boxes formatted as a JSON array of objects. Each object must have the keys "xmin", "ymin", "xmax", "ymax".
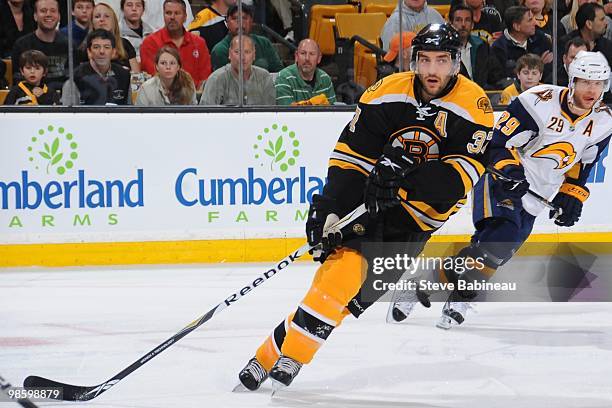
[
  {"xmin": 549, "ymin": 183, "xmax": 589, "ymax": 227},
  {"xmin": 306, "ymin": 194, "xmax": 342, "ymax": 262},
  {"xmin": 364, "ymin": 145, "xmax": 422, "ymax": 217},
  {"xmin": 491, "ymin": 165, "xmax": 530, "ymax": 203}
]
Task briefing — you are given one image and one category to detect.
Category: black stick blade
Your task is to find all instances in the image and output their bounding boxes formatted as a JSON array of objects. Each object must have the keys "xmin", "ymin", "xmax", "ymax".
[{"xmin": 23, "ymin": 376, "xmax": 108, "ymax": 401}]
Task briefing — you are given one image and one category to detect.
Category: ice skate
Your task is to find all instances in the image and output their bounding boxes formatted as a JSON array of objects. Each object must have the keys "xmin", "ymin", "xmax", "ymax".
[
  {"xmin": 436, "ymin": 300, "xmax": 472, "ymax": 330},
  {"xmin": 269, "ymin": 355, "xmax": 303, "ymax": 390},
  {"xmin": 386, "ymin": 286, "xmax": 419, "ymax": 323},
  {"xmin": 236, "ymin": 357, "xmax": 268, "ymax": 391}
]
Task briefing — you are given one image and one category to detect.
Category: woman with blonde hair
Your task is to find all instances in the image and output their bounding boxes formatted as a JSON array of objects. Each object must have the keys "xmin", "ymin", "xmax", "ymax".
[
  {"xmin": 136, "ymin": 46, "xmax": 196, "ymax": 105},
  {"xmin": 560, "ymin": 0, "xmax": 612, "ymax": 40},
  {"xmin": 77, "ymin": 2, "xmax": 140, "ymax": 71}
]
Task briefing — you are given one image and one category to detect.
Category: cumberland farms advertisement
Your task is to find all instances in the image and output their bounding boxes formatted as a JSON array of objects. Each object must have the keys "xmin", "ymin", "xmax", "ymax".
[
  {"xmin": 0, "ymin": 112, "xmax": 352, "ymax": 244},
  {"xmin": 1, "ymin": 111, "xmax": 610, "ymax": 245}
]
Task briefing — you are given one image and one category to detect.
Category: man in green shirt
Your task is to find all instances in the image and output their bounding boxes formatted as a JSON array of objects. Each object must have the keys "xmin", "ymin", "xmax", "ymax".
[
  {"xmin": 210, "ymin": 5, "xmax": 284, "ymax": 72},
  {"xmin": 275, "ymin": 38, "xmax": 337, "ymax": 105}
]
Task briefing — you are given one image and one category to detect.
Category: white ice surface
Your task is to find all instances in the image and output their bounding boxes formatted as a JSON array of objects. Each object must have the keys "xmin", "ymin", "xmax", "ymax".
[{"xmin": 1, "ymin": 263, "xmax": 612, "ymax": 408}]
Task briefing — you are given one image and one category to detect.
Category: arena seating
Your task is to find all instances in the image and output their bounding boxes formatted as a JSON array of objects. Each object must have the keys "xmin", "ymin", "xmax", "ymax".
[{"xmin": 335, "ymin": 12, "xmax": 387, "ymax": 88}]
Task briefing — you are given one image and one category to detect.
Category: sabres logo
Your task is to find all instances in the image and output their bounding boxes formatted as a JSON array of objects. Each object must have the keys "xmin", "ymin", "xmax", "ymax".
[
  {"xmin": 531, "ymin": 142, "xmax": 576, "ymax": 169},
  {"xmin": 532, "ymin": 89, "xmax": 553, "ymax": 106}
]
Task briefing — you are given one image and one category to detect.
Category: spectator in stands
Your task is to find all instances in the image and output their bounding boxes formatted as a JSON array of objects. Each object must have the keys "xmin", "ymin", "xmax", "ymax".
[
  {"xmin": 188, "ymin": 0, "xmax": 235, "ymax": 51},
  {"xmin": 142, "ymin": 0, "xmax": 193, "ymax": 30},
  {"xmin": 382, "ymin": 31, "xmax": 415, "ymax": 73},
  {"xmin": 0, "ymin": 0, "xmax": 36, "ymax": 58},
  {"xmin": 5, "ymin": 50, "xmax": 57, "ymax": 104},
  {"xmin": 61, "ymin": 29, "xmax": 131, "ymax": 104},
  {"xmin": 492, "ymin": 6, "xmax": 552, "ymax": 79},
  {"xmin": 560, "ymin": 3, "xmax": 612, "ymax": 59},
  {"xmin": 200, "ymin": 35, "xmax": 275, "ymax": 105},
  {"xmin": 96, "ymin": 0, "xmax": 194, "ymax": 31},
  {"xmin": 380, "ymin": 0, "xmax": 444, "ymax": 50},
  {"xmin": 60, "ymin": 0, "xmax": 94, "ymax": 46},
  {"xmin": 450, "ymin": 4, "xmax": 504, "ymax": 89},
  {"xmin": 487, "ymin": 0, "xmax": 518, "ymax": 20},
  {"xmin": 269, "ymin": 0, "xmax": 294, "ymax": 41},
  {"xmin": 457, "ymin": 0, "xmax": 504, "ymax": 44},
  {"xmin": 210, "ymin": 5, "xmax": 283, "ymax": 73},
  {"xmin": 519, "ymin": 0, "xmax": 553, "ymax": 34},
  {"xmin": 275, "ymin": 38, "xmax": 336, "ymax": 105},
  {"xmin": 560, "ymin": 2, "xmax": 612, "ymax": 101},
  {"xmin": 11, "ymin": 0, "xmax": 68, "ymax": 90},
  {"xmin": 136, "ymin": 45, "xmax": 196, "ymax": 105},
  {"xmin": 560, "ymin": 0, "xmax": 612, "ymax": 41},
  {"xmin": 120, "ymin": 0, "xmax": 154, "ymax": 60},
  {"xmin": 140, "ymin": 0, "xmax": 211, "ymax": 88},
  {"xmin": 544, "ymin": 36, "xmax": 588, "ymax": 85},
  {"xmin": 499, "ymin": 53, "xmax": 543, "ymax": 104},
  {"xmin": 77, "ymin": 3, "xmax": 140, "ymax": 72}
]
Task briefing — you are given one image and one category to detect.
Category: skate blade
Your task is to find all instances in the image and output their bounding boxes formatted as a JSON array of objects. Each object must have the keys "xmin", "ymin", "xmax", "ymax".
[
  {"xmin": 386, "ymin": 305, "xmax": 406, "ymax": 324},
  {"xmin": 435, "ymin": 316, "xmax": 452, "ymax": 330},
  {"xmin": 232, "ymin": 383, "xmax": 249, "ymax": 393},
  {"xmin": 270, "ymin": 379, "xmax": 287, "ymax": 397}
]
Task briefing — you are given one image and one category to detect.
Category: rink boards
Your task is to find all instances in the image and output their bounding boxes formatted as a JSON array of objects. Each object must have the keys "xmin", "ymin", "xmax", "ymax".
[{"xmin": 1, "ymin": 111, "xmax": 610, "ymax": 266}]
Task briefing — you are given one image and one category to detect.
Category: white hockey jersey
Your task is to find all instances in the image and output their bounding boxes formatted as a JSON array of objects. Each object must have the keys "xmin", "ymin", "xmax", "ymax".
[{"xmin": 490, "ymin": 84, "xmax": 612, "ymax": 216}]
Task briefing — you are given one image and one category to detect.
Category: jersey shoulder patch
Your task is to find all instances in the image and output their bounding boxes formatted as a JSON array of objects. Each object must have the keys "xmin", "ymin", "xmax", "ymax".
[
  {"xmin": 359, "ymin": 72, "xmax": 416, "ymax": 105},
  {"xmin": 518, "ymin": 84, "xmax": 564, "ymax": 106},
  {"xmin": 439, "ymin": 75, "xmax": 494, "ymax": 127},
  {"xmin": 516, "ymin": 85, "xmax": 565, "ymax": 127}
]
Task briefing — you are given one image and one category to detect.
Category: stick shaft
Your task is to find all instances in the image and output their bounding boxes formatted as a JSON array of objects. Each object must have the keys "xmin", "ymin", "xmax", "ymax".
[{"xmin": 24, "ymin": 204, "xmax": 367, "ymax": 401}]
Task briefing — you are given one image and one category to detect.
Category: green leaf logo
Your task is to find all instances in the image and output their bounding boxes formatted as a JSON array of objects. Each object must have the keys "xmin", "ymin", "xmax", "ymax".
[
  {"xmin": 253, "ymin": 124, "xmax": 300, "ymax": 172},
  {"xmin": 28, "ymin": 125, "xmax": 79, "ymax": 175}
]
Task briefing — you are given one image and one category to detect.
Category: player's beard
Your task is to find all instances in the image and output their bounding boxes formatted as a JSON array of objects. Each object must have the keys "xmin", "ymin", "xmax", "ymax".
[
  {"xmin": 418, "ymin": 74, "xmax": 451, "ymax": 100},
  {"xmin": 571, "ymin": 89, "xmax": 599, "ymax": 112}
]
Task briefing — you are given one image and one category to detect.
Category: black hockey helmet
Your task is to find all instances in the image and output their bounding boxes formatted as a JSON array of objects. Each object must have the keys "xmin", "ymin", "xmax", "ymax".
[{"xmin": 410, "ymin": 23, "xmax": 462, "ymax": 72}]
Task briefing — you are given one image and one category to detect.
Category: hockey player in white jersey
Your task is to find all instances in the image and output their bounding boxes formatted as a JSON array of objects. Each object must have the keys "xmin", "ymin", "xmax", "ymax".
[{"xmin": 389, "ymin": 50, "xmax": 612, "ymax": 329}]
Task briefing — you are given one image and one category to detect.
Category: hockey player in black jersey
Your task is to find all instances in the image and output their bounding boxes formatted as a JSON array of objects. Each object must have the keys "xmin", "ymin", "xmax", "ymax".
[{"xmin": 237, "ymin": 24, "xmax": 495, "ymax": 391}]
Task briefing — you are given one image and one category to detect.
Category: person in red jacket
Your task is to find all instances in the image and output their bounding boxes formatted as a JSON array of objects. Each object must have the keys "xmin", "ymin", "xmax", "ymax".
[{"xmin": 140, "ymin": 0, "xmax": 211, "ymax": 88}]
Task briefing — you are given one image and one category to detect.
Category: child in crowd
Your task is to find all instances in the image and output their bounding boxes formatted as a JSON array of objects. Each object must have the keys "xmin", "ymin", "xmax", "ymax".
[
  {"xmin": 60, "ymin": 0, "xmax": 95, "ymax": 46},
  {"xmin": 499, "ymin": 53, "xmax": 544, "ymax": 105},
  {"xmin": 120, "ymin": 0, "xmax": 154, "ymax": 60},
  {"xmin": 4, "ymin": 50, "xmax": 56, "ymax": 105}
]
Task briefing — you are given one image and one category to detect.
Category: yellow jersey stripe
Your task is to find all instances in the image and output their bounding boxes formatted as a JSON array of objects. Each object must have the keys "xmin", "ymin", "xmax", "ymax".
[
  {"xmin": 400, "ymin": 202, "xmax": 434, "ymax": 231},
  {"xmin": 334, "ymin": 142, "xmax": 378, "ymax": 164},
  {"xmin": 483, "ymin": 175, "xmax": 491, "ymax": 218},
  {"xmin": 566, "ymin": 162, "xmax": 581, "ymax": 180},
  {"xmin": 408, "ymin": 200, "xmax": 459, "ymax": 221},
  {"xmin": 328, "ymin": 159, "xmax": 369, "ymax": 176},
  {"xmin": 445, "ymin": 160, "xmax": 475, "ymax": 195}
]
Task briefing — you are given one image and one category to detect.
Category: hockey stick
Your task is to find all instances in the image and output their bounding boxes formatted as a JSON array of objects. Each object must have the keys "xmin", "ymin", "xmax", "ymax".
[
  {"xmin": 23, "ymin": 204, "xmax": 367, "ymax": 401},
  {"xmin": 0, "ymin": 375, "xmax": 39, "ymax": 408},
  {"xmin": 486, "ymin": 166, "xmax": 562, "ymax": 218}
]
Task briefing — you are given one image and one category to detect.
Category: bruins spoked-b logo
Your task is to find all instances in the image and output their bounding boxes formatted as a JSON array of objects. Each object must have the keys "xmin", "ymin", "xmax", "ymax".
[
  {"xmin": 531, "ymin": 142, "xmax": 576, "ymax": 169},
  {"xmin": 389, "ymin": 126, "xmax": 440, "ymax": 162}
]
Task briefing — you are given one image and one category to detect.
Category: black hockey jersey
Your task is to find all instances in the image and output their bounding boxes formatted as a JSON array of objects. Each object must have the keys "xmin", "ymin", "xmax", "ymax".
[
  {"xmin": 4, "ymin": 81, "xmax": 57, "ymax": 105},
  {"xmin": 324, "ymin": 72, "xmax": 495, "ymax": 233}
]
